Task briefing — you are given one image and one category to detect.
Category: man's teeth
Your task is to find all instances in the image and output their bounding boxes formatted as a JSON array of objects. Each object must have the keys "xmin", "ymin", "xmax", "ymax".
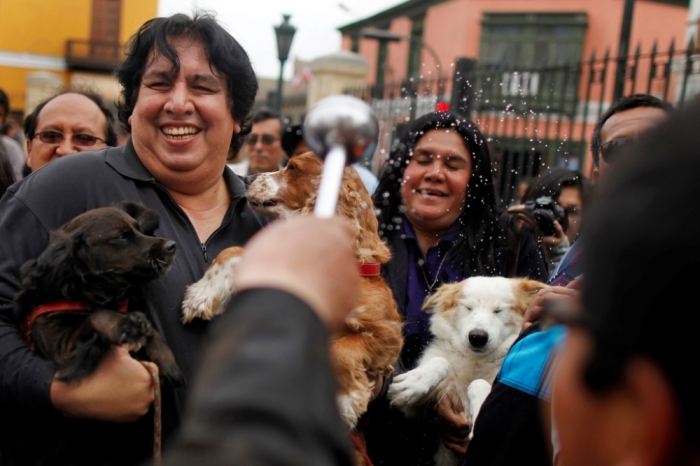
[{"xmin": 162, "ymin": 127, "xmax": 200, "ymax": 137}]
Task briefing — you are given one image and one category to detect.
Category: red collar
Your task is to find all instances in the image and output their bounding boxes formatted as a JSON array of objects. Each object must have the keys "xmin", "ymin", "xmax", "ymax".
[
  {"xmin": 21, "ymin": 300, "xmax": 128, "ymax": 349},
  {"xmin": 358, "ymin": 262, "xmax": 381, "ymax": 277}
]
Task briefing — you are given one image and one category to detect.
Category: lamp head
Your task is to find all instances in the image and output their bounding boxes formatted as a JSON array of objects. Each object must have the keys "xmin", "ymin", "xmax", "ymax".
[
  {"xmin": 274, "ymin": 14, "xmax": 296, "ymax": 62},
  {"xmin": 302, "ymin": 95, "xmax": 378, "ymax": 166}
]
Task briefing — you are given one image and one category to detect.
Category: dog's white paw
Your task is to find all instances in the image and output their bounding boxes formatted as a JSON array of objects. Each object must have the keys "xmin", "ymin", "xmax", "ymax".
[
  {"xmin": 337, "ymin": 390, "xmax": 367, "ymax": 430},
  {"xmin": 466, "ymin": 379, "xmax": 492, "ymax": 439},
  {"xmin": 388, "ymin": 357, "xmax": 450, "ymax": 408},
  {"xmin": 181, "ymin": 256, "xmax": 240, "ymax": 324}
]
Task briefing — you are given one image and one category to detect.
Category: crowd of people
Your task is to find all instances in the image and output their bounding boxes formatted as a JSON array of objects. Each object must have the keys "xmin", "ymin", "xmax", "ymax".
[{"xmin": 0, "ymin": 10, "xmax": 698, "ymax": 466}]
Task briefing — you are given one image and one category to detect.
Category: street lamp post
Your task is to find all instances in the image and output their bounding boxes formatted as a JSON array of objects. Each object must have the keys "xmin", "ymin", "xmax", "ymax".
[{"xmin": 274, "ymin": 14, "xmax": 296, "ymax": 114}]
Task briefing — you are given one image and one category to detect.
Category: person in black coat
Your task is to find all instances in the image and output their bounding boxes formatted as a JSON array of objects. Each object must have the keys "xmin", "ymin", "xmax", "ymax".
[{"xmin": 0, "ymin": 13, "xmax": 266, "ymax": 466}]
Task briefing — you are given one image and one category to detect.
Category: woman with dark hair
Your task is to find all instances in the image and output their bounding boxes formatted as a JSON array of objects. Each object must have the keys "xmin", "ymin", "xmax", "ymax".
[{"xmin": 367, "ymin": 111, "xmax": 547, "ymax": 465}]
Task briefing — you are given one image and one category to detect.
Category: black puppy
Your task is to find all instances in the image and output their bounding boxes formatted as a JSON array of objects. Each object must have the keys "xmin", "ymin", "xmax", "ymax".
[{"xmin": 14, "ymin": 201, "xmax": 182, "ymax": 385}]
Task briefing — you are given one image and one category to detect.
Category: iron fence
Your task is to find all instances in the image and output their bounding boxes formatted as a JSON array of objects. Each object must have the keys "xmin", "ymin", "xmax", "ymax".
[{"xmin": 346, "ymin": 39, "xmax": 700, "ymax": 206}]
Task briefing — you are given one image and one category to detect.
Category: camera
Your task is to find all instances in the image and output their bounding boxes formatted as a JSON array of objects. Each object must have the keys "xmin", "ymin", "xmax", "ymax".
[{"xmin": 522, "ymin": 196, "xmax": 568, "ymax": 237}]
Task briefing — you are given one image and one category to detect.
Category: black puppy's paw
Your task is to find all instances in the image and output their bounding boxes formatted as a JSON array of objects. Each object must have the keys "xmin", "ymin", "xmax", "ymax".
[
  {"xmin": 119, "ymin": 312, "xmax": 153, "ymax": 350},
  {"xmin": 159, "ymin": 359, "xmax": 185, "ymax": 388}
]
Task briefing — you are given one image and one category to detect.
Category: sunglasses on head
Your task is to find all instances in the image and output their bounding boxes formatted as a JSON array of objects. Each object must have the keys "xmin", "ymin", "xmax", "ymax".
[
  {"xmin": 599, "ymin": 138, "xmax": 636, "ymax": 164},
  {"xmin": 245, "ymin": 134, "xmax": 278, "ymax": 146},
  {"xmin": 34, "ymin": 130, "xmax": 106, "ymax": 147}
]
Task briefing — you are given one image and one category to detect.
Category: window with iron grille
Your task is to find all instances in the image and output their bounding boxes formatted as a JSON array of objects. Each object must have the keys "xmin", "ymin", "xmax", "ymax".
[{"xmin": 477, "ymin": 12, "xmax": 588, "ymax": 112}]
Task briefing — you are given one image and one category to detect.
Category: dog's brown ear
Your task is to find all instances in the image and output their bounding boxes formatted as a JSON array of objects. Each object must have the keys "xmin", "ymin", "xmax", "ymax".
[
  {"xmin": 15, "ymin": 229, "xmax": 86, "ymax": 316},
  {"xmin": 516, "ymin": 279, "xmax": 547, "ymax": 296},
  {"xmin": 116, "ymin": 202, "xmax": 160, "ymax": 235},
  {"xmin": 421, "ymin": 281, "xmax": 462, "ymax": 314},
  {"xmin": 513, "ymin": 279, "xmax": 548, "ymax": 315}
]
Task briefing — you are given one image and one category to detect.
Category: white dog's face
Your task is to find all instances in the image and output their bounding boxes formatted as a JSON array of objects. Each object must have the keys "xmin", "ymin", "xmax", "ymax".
[{"xmin": 423, "ymin": 276, "xmax": 545, "ymax": 356}]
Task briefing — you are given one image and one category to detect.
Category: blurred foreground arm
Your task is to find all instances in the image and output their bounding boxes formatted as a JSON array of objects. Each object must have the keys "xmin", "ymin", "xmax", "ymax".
[{"xmin": 163, "ymin": 217, "xmax": 357, "ymax": 466}]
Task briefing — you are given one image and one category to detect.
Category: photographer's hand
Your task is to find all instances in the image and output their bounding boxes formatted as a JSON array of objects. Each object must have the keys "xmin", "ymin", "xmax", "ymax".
[{"xmin": 542, "ymin": 221, "xmax": 568, "ymax": 250}]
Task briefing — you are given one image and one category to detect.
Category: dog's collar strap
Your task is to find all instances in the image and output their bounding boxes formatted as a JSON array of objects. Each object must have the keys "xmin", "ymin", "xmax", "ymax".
[
  {"xmin": 358, "ymin": 262, "xmax": 381, "ymax": 277},
  {"xmin": 21, "ymin": 300, "xmax": 128, "ymax": 349}
]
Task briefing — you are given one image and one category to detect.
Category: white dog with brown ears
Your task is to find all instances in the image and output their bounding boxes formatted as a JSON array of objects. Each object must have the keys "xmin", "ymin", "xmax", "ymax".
[{"xmin": 388, "ymin": 276, "xmax": 546, "ymax": 466}]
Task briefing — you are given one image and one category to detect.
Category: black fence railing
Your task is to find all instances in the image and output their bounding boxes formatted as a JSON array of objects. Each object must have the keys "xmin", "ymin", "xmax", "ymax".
[
  {"xmin": 345, "ymin": 75, "xmax": 448, "ymax": 125},
  {"xmin": 346, "ymin": 39, "xmax": 700, "ymax": 206}
]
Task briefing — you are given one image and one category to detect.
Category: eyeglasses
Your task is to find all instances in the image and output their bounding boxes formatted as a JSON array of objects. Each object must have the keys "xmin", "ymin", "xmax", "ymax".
[
  {"xmin": 599, "ymin": 138, "xmax": 636, "ymax": 164},
  {"xmin": 34, "ymin": 130, "xmax": 106, "ymax": 147},
  {"xmin": 245, "ymin": 134, "xmax": 278, "ymax": 146}
]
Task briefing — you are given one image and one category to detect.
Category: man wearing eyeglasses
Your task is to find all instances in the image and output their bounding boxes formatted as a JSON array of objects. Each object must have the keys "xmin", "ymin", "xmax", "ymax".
[
  {"xmin": 23, "ymin": 91, "xmax": 118, "ymax": 171},
  {"xmin": 237, "ymin": 108, "xmax": 287, "ymax": 176},
  {"xmin": 591, "ymin": 94, "xmax": 671, "ymax": 182},
  {"xmin": 464, "ymin": 94, "xmax": 672, "ymax": 466}
]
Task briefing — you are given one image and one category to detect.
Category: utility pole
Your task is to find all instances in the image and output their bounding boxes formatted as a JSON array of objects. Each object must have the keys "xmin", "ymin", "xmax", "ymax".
[{"xmin": 613, "ymin": 0, "xmax": 635, "ymax": 102}]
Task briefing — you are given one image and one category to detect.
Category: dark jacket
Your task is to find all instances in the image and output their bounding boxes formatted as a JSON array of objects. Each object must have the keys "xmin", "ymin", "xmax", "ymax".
[
  {"xmin": 163, "ymin": 288, "xmax": 353, "ymax": 466},
  {"xmin": 365, "ymin": 224, "xmax": 547, "ymax": 466},
  {"xmin": 0, "ymin": 142, "xmax": 266, "ymax": 465}
]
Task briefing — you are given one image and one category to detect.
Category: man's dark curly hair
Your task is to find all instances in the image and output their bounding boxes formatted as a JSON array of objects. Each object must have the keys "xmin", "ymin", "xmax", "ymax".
[{"xmin": 116, "ymin": 12, "xmax": 258, "ymax": 157}]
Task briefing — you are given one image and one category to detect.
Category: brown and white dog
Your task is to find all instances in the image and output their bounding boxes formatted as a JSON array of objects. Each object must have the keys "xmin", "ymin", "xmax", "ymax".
[
  {"xmin": 388, "ymin": 276, "xmax": 546, "ymax": 466},
  {"xmin": 182, "ymin": 153, "xmax": 404, "ymax": 438}
]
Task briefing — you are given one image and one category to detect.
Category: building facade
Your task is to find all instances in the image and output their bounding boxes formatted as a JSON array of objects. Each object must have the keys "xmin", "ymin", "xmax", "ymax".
[
  {"xmin": 0, "ymin": 0, "xmax": 157, "ymax": 118},
  {"xmin": 339, "ymin": 0, "xmax": 689, "ymax": 198},
  {"xmin": 340, "ymin": 0, "xmax": 687, "ymax": 91}
]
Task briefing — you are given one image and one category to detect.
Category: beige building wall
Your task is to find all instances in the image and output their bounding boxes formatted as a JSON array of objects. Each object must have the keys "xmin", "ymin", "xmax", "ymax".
[
  {"xmin": 24, "ymin": 72, "xmax": 64, "ymax": 116},
  {"xmin": 307, "ymin": 51, "xmax": 369, "ymax": 108}
]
